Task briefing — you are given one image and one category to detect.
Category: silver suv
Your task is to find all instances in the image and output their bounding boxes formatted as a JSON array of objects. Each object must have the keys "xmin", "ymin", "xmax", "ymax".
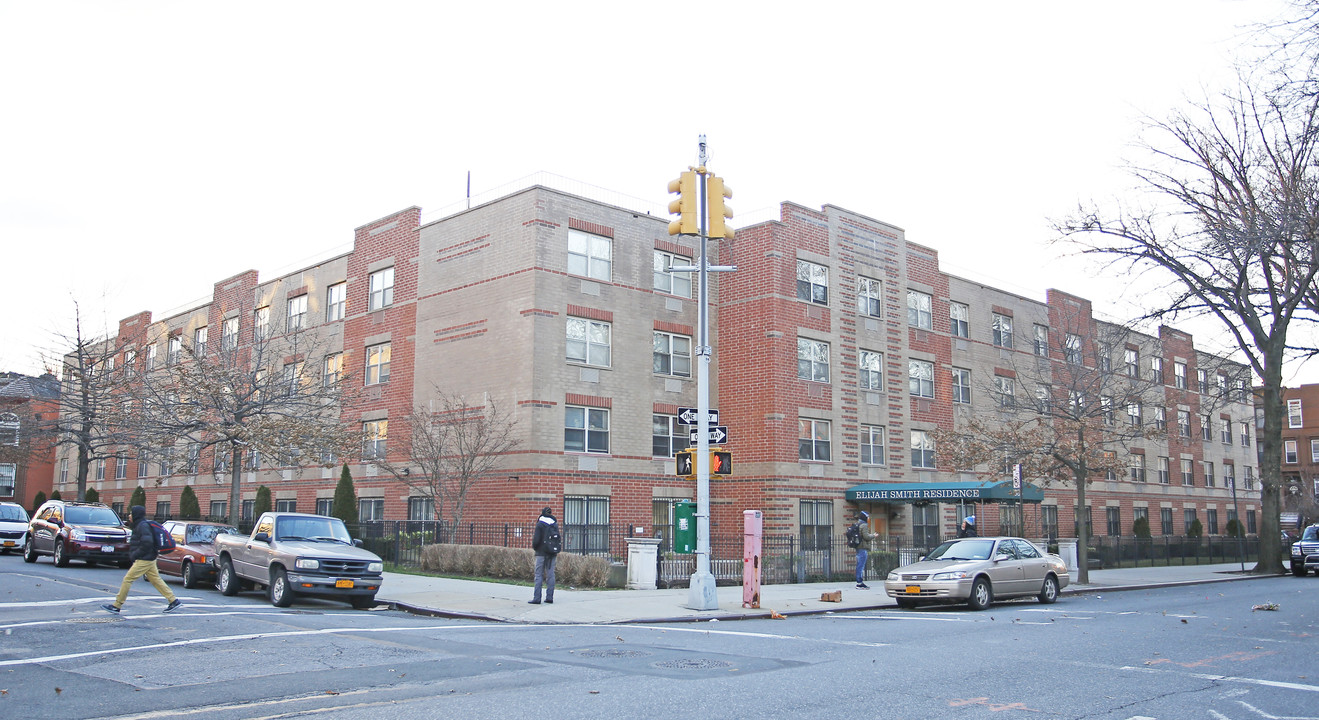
[{"xmin": 1290, "ymin": 524, "xmax": 1319, "ymax": 576}]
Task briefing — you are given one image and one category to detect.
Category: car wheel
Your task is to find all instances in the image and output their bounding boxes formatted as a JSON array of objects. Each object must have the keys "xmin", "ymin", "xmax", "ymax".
[
  {"xmin": 269, "ymin": 568, "xmax": 294, "ymax": 608},
  {"xmin": 351, "ymin": 595, "xmax": 377, "ymax": 610},
  {"xmin": 1038, "ymin": 575, "xmax": 1059, "ymax": 604},
  {"xmin": 967, "ymin": 577, "xmax": 992, "ymax": 610},
  {"xmin": 1292, "ymin": 564, "xmax": 1307, "ymax": 577},
  {"xmin": 53, "ymin": 539, "xmax": 69, "ymax": 567},
  {"xmin": 22, "ymin": 538, "xmax": 37, "ymax": 563},
  {"xmin": 896, "ymin": 597, "xmax": 919, "ymax": 610},
  {"xmin": 181, "ymin": 560, "xmax": 199, "ymax": 589},
  {"xmin": 218, "ymin": 558, "xmax": 240, "ymax": 596}
]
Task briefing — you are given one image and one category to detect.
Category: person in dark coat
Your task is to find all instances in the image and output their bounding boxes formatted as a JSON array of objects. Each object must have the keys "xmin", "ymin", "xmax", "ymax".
[
  {"xmin": 529, "ymin": 507, "xmax": 560, "ymax": 604},
  {"xmin": 958, "ymin": 515, "xmax": 978, "ymax": 538},
  {"xmin": 102, "ymin": 505, "xmax": 181, "ymax": 613}
]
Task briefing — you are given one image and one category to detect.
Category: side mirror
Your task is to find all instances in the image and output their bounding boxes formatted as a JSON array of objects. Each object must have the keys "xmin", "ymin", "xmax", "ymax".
[
  {"xmin": 253, "ymin": 532, "xmax": 271, "ymax": 543},
  {"xmin": 353, "ymin": 538, "xmax": 363, "ymax": 548},
  {"xmin": 993, "ymin": 553, "xmax": 1011, "ymax": 562}
]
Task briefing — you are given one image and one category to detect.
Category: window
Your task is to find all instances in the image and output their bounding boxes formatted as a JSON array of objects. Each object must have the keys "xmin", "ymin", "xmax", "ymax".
[
  {"xmin": 253, "ymin": 307, "xmax": 270, "ymax": 341},
  {"xmin": 1288, "ymin": 398, "xmax": 1303, "ymax": 428},
  {"xmin": 1127, "ymin": 402, "xmax": 1142, "ymax": 427},
  {"xmin": 137, "ymin": 453, "xmax": 149, "ymax": 478},
  {"xmin": 1240, "ymin": 422, "xmax": 1250, "ymax": 447},
  {"xmin": 1181, "ymin": 458, "xmax": 1194, "ymax": 486},
  {"xmin": 1106, "ymin": 507, "xmax": 1121, "ymax": 536},
  {"xmin": 59, "ymin": 457, "xmax": 68, "ymax": 484},
  {"xmin": 0, "ymin": 413, "xmax": 16, "ymax": 445},
  {"xmin": 949, "ymin": 302, "xmax": 969, "ymax": 338},
  {"xmin": 183, "ymin": 444, "xmax": 200, "ymax": 474},
  {"xmin": 0, "ymin": 464, "xmax": 15, "ymax": 497},
  {"xmin": 1134, "ymin": 506, "xmax": 1149, "ymax": 531},
  {"xmin": 242, "ymin": 500, "xmax": 255, "ymax": 523},
  {"xmin": 567, "ymin": 317, "xmax": 611, "ymax": 367},
  {"xmin": 323, "ymin": 353, "xmax": 343, "ymax": 387},
  {"xmin": 1201, "ymin": 414, "xmax": 1212, "ymax": 440},
  {"xmin": 908, "ymin": 359, "xmax": 934, "ymax": 398},
  {"xmin": 1033, "ymin": 325, "xmax": 1049, "ymax": 356},
  {"xmin": 1098, "ymin": 343, "xmax": 1112, "ymax": 372},
  {"xmin": 95, "ymin": 459, "xmax": 105, "ymax": 481},
  {"xmin": 1312, "ymin": 439, "xmax": 1319, "ymax": 463},
  {"xmin": 1041, "ymin": 506, "xmax": 1059, "ymax": 541},
  {"xmin": 1102, "ymin": 396, "xmax": 1115, "ymax": 425},
  {"xmin": 951, "ymin": 367, "xmax": 971, "ymax": 404},
  {"xmin": 358, "ymin": 499, "xmax": 385, "ymax": 521},
  {"xmin": 910, "ymin": 429, "xmax": 935, "ymax": 469},
  {"xmin": 1216, "ymin": 373, "xmax": 1228, "ymax": 395},
  {"xmin": 567, "ymin": 229, "xmax": 611, "ymax": 281},
  {"xmin": 1125, "ymin": 349, "xmax": 1139, "ymax": 378},
  {"xmin": 565, "ymin": 406, "xmax": 609, "ymax": 454},
  {"xmin": 1244, "ymin": 466, "xmax": 1255, "ymax": 490},
  {"xmin": 991, "ymin": 313, "xmax": 1013, "ymax": 348},
  {"xmin": 1177, "ymin": 410, "xmax": 1191, "ymax": 437},
  {"xmin": 859, "ymin": 350, "xmax": 884, "ymax": 391},
  {"xmin": 995, "ymin": 375, "xmax": 1015, "ymax": 408},
  {"xmin": 653, "ymin": 331, "xmax": 692, "ymax": 378},
  {"xmin": 912, "ymin": 504, "xmax": 940, "ymax": 548},
  {"xmin": 115, "ymin": 455, "xmax": 128, "ymax": 480},
  {"xmin": 1130, "ymin": 455, "xmax": 1146, "ymax": 482},
  {"xmin": 275, "ymin": 499, "xmax": 297, "ymax": 513},
  {"xmin": 1285, "ymin": 440, "xmax": 1298, "ymax": 464},
  {"xmin": 798, "ymin": 500, "xmax": 833, "ymax": 551},
  {"xmin": 215, "ymin": 446, "xmax": 230, "ymax": 474},
  {"xmin": 797, "ymin": 338, "xmax": 830, "ymax": 383},
  {"xmin": 798, "ymin": 419, "xmax": 831, "ymax": 461},
  {"xmin": 168, "ymin": 336, "xmax": 182, "ymax": 365},
  {"xmin": 564, "ymin": 495, "xmax": 610, "ymax": 555},
  {"xmin": 326, "ymin": 282, "xmax": 346, "ymax": 322},
  {"xmin": 907, "ymin": 290, "xmax": 932, "ymax": 329},
  {"xmin": 1150, "ymin": 357, "xmax": 1164, "ymax": 384},
  {"xmin": 155, "ymin": 501, "xmax": 171, "ymax": 520},
  {"xmin": 362, "ymin": 420, "xmax": 387, "ymax": 460},
  {"xmin": 1174, "ymin": 362, "xmax": 1187, "ymax": 389},
  {"xmin": 242, "ymin": 449, "xmax": 256, "ymax": 472},
  {"xmin": 1206, "ymin": 509, "xmax": 1219, "ymax": 535},
  {"xmin": 1157, "ymin": 457, "xmax": 1170, "ymax": 484},
  {"xmin": 1160, "ymin": 507, "xmax": 1173, "ymax": 536},
  {"xmin": 1221, "ymin": 418, "xmax": 1232, "ymax": 444},
  {"xmin": 651, "ymin": 414, "xmax": 690, "ymax": 458},
  {"xmin": 408, "ymin": 496, "xmax": 435, "ymax": 521},
  {"xmin": 653, "ymin": 250, "xmax": 693, "ymax": 297},
  {"xmin": 1203, "ymin": 461, "xmax": 1215, "ymax": 487},
  {"xmin": 1248, "ymin": 509, "xmax": 1257, "ymax": 534},
  {"xmin": 368, "ymin": 267, "xmax": 395, "ymax": 310},
  {"xmin": 1235, "ymin": 379, "xmax": 1248, "ymax": 403},
  {"xmin": 1064, "ymin": 333, "xmax": 1082, "ymax": 364},
  {"xmin": 1197, "ymin": 368, "xmax": 1209, "ymax": 394},
  {"xmin": 210, "ymin": 501, "xmax": 227, "ymax": 520},
  {"xmin": 194, "ymin": 327, "xmax": 208, "ymax": 358},
  {"xmin": 1184, "ymin": 508, "xmax": 1198, "ymax": 533},
  {"xmin": 1154, "ymin": 407, "xmax": 1167, "ymax": 431},
  {"xmin": 796, "ymin": 260, "xmax": 829, "ymax": 304},
  {"xmin": 221, "ymin": 318, "xmax": 239, "ymax": 352},
  {"xmin": 1035, "ymin": 385, "xmax": 1052, "ymax": 412},
  {"xmin": 287, "ymin": 295, "xmax": 307, "ymax": 332},
  {"xmin": 145, "ymin": 343, "xmax": 158, "ymax": 369},
  {"xmin": 858, "ymin": 276, "xmax": 883, "ymax": 317},
  {"xmin": 315, "ymin": 498, "xmax": 333, "ymax": 516},
  {"xmin": 860, "ymin": 425, "xmax": 885, "ymax": 465},
  {"xmin": 365, "ymin": 343, "xmax": 391, "ymax": 385}
]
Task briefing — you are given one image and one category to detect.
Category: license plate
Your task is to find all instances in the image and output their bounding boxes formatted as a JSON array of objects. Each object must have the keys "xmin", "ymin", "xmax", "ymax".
[
  {"xmin": 905, "ymin": 585, "xmax": 922, "ymax": 594},
  {"xmin": 335, "ymin": 579, "xmax": 354, "ymax": 589},
  {"xmin": 2, "ymin": 541, "xmax": 13, "ymax": 547},
  {"xmin": 101, "ymin": 545, "xmax": 115, "ymax": 553}
]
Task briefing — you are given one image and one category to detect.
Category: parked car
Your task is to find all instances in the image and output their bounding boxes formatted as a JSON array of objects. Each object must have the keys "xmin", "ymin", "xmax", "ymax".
[
  {"xmin": 24, "ymin": 499, "xmax": 130, "ymax": 567},
  {"xmin": 1289, "ymin": 524, "xmax": 1319, "ymax": 576},
  {"xmin": 0, "ymin": 502, "xmax": 30, "ymax": 554},
  {"xmin": 156, "ymin": 520, "xmax": 242, "ymax": 588},
  {"xmin": 884, "ymin": 536, "xmax": 1069, "ymax": 610}
]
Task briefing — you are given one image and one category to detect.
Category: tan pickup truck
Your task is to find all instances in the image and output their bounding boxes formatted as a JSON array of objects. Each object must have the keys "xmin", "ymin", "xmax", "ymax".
[{"xmin": 214, "ymin": 512, "xmax": 384, "ymax": 609}]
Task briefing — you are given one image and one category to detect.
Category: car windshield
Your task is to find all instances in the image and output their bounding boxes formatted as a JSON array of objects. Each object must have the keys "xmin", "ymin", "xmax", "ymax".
[
  {"xmin": 0, "ymin": 506, "xmax": 28, "ymax": 522},
  {"xmin": 1303, "ymin": 527, "xmax": 1319, "ymax": 542},
  {"xmin": 925, "ymin": 539, "xmax": 995, "ymax": 561},
  {"xmin": 187, "ymin": 525, "xmax": 240, "ymax": 544},
  {"xmin": 275, "ymin": 516, "xmax": 352, "ymax": 543},
  {"xmin": 64, "ymin": 506, "xmax": 123, "ymax": 526}
]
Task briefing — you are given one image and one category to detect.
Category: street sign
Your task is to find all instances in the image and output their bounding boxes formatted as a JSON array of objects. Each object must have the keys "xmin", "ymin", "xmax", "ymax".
[
  {"xmin": 689, "ymin": 426, "xmax": 729, "ymax": 444},
  {"xmin": 675, "ymin": 450, "xmax": 694, "ymax": 476},
  {"xmin": 677, "ymin": 407, "xmax": 719, "ymax": 425}
]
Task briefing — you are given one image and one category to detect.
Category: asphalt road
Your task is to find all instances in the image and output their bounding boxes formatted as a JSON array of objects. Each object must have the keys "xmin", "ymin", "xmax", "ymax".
[{"xmin": 2, "ymin": 554, "xmax": 1316, "ymax": 720}]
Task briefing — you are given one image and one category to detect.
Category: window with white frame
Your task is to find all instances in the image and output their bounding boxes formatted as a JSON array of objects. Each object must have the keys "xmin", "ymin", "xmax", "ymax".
[
  {"xmin": 1244, "ymin": 466, "xmax": 1255, "ymax": 489},
  {"xmin": 1157, "ymin": 456, "xmax": 1170, "ymax": 484},
  {"xmin": 94, "ymin": 458, "xmax": 105, "ymax": 481},
  {"xmin": 950, "ymin": 302, "xmax": 969, "ymax": 338},
  {"xmin": 1129, "ymin": 454, "xmax": 1146, "ymax": 482},
  {"xmin": 221, "ymin": 318, "xmax": 238, "ymax": 351},
  {"xmin": 0, "ymin": 464, "xmax": 14, "ymax": 497},
  {"xmin": 193, "ymin": 327, "xmax": 208, "ymax": 358},
  {"xmin": 798, "ymin": 500, "xmax": 833, "ymax": 551},
  {"xmin": 1224, "ymin": 463, "xmax": 1236, "ymax": 489},
  {"xmin": 1203, "ymin": 461, "xmax": 1215, "ymax": 487},
  {"xmin": 1101, "ymin": 395, "xmax": 1115, "ymax": 425},
  {"xmin": 907, "ymin": 290, "xmax": 933, "ymax": 329},
  {"xmin": 1154, "ymin": 407, "xmax": 1167, "ymax": 431},
  {"xmin": 144, "ymin": 343, "xmax": 157, "ymax": 369},
  {"xmin": 798, "ymin": 418, "xmax": 831, "ymax": 461},
  {"xmin": 1201, "ymin": 414, "xmax": 1212, "ymax": 440},
  {"xmin": 273, "ymin": 499, "xmax": 296, "ymax": 513},
  {"xmin": 1174, "ymin": 361, "xmax": 1187, "ymax": 389},
  {"xmin": 995, "ymin": 375, "xmax": 1015, "ymax": 408},
  {"xmin": 564, "ymin": 495, "xmax": 611, "ymax": 554},
  {"xmin": 115, "ymin": 455, "xmax": 128, "ymax": 480},
  {"xmin": 408, "ymin": 496, "xmax": 435, "ymax": 521},
  {"xmin": 362, "ymin": 420, "xmax": 387, "ymax": 460},
  {"xmin": 59, "ymin": 457, "xmax": 68, "ymax": 484},
  {"xmin": 287, "ymin": 295, "xmax": 307, "ymax": 332},
  {"xmin": 1240, "ymin": 421, "xmax": 1250, "ymax": 447},
  {"xmin": 323, "ymin": 353, "xmax": 343, "ymax": 387},
  {"xmin": 1098, "ymin": 343, "xmax": 1112, "ymax": 372},
  {"xmin": 565, "ymin": 406, "xmax": 609, "ymax": 454},
  {"xmin": 991, "ymin": 313, "xmax": 1013, "ymax": 348},
  {"xmin": 1197, "ymin": 368, "xmax": 1209, "ymax": 393},
  {"xmin": 1216, "ymin": 373, "xmax": 1228, "ymax": 395},
  {"xmin": 1235, "ymin": 378, "xmax": 1248, "ymax": 402},
  {"xmin": 168, "ymin": 336, "xmax": 182, "ymax": 364},
  {"xmin": 1177, "ymin": 410, "xmax": 1191, "ymax": 437},
  {"xmin": 1312, "ymin": 438, "xmax": 1319, "ymax": 463},
  {"xmin": 857, "ymin": 276, "xmax": 882, "ymax": 317},
  {"xmin": 860, "ymin": 425, "xmax": 885, "ymax": 465},
  {"xmin": 253, "ymin": 307, "xmax": 270, "ymax": 341},
  {"xmin": 651, "ymin": 414, "xmax": 690, "ymax": 457},
  {"xmin": 365, "ymin": 343, "xmax": 391, "ymax": 385},
  {"xmin": 367, "ymin": 268, "xmax": 396, "ymax": 311},
  {"xmin": 1285, "ymin": 439, "xmax": 1298, "ymax": 464},
  {"xmin": 653, "ymin": 331, "xmax": 691, "ymax": 378},
  {"xmin": 1221, "ymin": 418, "xmax": 1232, "ymax": 444},
  {"xmin": 1064, "ymin": 333, "xmax": 1082, "ymax": 364},
  {"xmin": 653, "ymin": 250, "xmax": 692, "ymax": 297},
  {"xmin": 1150, "ymin": 357, "xmax": 1164, "ymax": 384},
  {"xmin": 567, "ymin": 317, "xmax": 611, "ymax": 367},
  {"xmin": 568, "ymin": 229, "xmax": 611, "ymax": 281},
  {"xmin": 315, "ymin": 498, "xmax": 332, "ymax": 516},
  {"xmin": 358, "ymin": 499, "xmax": 384, "ymax": 521},
  {"xmin": 796, "ymin": 260, "xmax": 829, "ymax": 305},
  {"xmin": 1289, "ymin": 399, "xmax": 1304, "ymax": 428},
  {"xmin": 326, "ymin": 282, "xmax": 346, "ymax": 322},
  {"xmin": 1181, "ymin": 458, "xmax": 1194, "ymax": 486},
  {"xmin": 1034, "ymin": 385, "xmax": 1052, "ymax": 412},
  {"xmin": 859, "ymin": 350, "xmax": 884, "ymax": 391},
  {"xmin": 951, "ymin": 367, "xmax": 971, "ymax": 404},
  {"xmin": 910, "ymin": 429, "xmax": 935, "ymax": 469},
  {"xmin": 908, "ymin": 359, "xmax": 934, "ymax": 398},
  {"xmin": 1125, "ymin": 349, "xmax": 1139, "ymax": 377},
  {"xmin": 1033, "ymin": 325, "xmax": 1049, "ymax": 356},
  {"xmin": 1127, "ymin": 402, "xmax": 1142, "ymax": 426},
  {"xmin": 797, "ymin": 338, "xmax": 830, "ymax": 383},
  {"xmin": 0, "ymin": 413, "xmax": 16, "ymax": 446}
]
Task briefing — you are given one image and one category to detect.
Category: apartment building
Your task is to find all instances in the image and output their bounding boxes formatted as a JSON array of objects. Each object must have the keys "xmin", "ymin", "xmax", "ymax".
[
  {"xmin": 52, "ymin": 184, "xmax": 1261, "ymax": 543},
  {"xmin": 0, "ymin": 372, "xmax": 59, "ymax": 507},
  {"xmin": 1280, "ymin": 384, "xmax": 1319, "ymax": 527}
]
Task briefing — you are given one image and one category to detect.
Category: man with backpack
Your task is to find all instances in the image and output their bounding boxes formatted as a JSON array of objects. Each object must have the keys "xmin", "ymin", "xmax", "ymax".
[
  {"xmin": 848, "ymin": 510, "xmax": 876, "ymax": 589},
  {"xmin": 102, "ymin": 505, "xmax": 182, "ymax": 614},
  {"xmin": 529, "ymin": 506, "xmax": 561, "ymax": 604}
]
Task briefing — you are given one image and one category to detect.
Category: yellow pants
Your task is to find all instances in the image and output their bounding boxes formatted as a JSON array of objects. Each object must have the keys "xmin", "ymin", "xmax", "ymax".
[{"xmin": 113, "ymin": 559, "xmax": 176, "ymax": 608}]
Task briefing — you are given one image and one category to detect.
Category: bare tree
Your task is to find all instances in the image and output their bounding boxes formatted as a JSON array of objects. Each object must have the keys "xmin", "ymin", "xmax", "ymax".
[
  {"xmin": 1058, "ymin": 82, "xmax": 1319, "ymax": 573},
  {"xmin": 378, "ymin": 389, "xmax": 520, "ymax": 529}
]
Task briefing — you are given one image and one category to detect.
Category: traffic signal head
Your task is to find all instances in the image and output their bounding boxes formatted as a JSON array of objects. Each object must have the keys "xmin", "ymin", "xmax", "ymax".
[
  {"xmin": 667, "ymin": 170, "xmax": 699, "ymax": 236},
  {"xmin": 711, "ymin": 450, "xmax": 732, "ymax": 475},
  {"xmin": 706, "ymin": 174, "xmax": 733, "ymax": 239},
  {"xmin": 675, "ymin": 447, "xmax": 695, "ymax": 476}
]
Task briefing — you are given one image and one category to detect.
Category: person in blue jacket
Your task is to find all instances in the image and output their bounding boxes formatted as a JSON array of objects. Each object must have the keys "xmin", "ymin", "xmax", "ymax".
[{"xmin": 102, "ymin": 505, "xmax": 182, "ymax": 614}]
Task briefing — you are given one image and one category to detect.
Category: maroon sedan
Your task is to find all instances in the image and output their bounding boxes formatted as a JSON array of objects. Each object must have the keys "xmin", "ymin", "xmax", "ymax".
[{"xmin": 156, "ymin": 520, "xmax": 242, "ymax": 588}]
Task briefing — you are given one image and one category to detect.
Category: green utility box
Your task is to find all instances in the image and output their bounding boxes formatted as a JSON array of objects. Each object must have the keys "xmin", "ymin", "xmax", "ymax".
[{"xmin": 673, "ymin": 501, "xmax": 697, "ymax": 554}]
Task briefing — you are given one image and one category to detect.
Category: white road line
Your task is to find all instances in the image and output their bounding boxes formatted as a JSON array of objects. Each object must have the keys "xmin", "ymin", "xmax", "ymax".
[
  {"xmin": 1116, "ymin": 665, "xmax": 1319, "ymax": 694},
  {"xmin": 829, "ymin": 614, "xmax": 971, "ymax": 622}
]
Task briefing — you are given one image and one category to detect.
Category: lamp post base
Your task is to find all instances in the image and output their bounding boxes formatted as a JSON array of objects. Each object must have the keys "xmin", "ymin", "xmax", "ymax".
[{"xmin": 685, "ymin": 571, "xmax": 719, "ymax": 611}]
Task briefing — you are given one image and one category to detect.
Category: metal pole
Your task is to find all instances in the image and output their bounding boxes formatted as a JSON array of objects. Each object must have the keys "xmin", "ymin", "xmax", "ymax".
[
  {"xmin": 687, "ymin": 136, "xmax": 718, "ymax": 610},
  {"xmin": 1230, "ymin": 477, "xmax": 1244, "ymax": 572}
]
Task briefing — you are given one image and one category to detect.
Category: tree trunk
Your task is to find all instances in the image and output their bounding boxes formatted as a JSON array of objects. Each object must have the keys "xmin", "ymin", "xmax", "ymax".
[
  {"xmin": 228, "ymin": 447, "xmax": 243, "ymax": 527},
  {"xmin": 1075, "ymin": 468, "xmax": 1089, "ymax": 585},
  {"xmin": 1254, "ymin": 360, "xmax": 1286, "ymax": 574}
]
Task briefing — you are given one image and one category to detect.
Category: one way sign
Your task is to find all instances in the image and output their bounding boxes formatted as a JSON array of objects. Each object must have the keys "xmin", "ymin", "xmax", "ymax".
[
  {"xmin": 677, "ymin": 407, "xmax": 719, "ymax": 425},
  {"xmin": 689, "ymin": 426, "xmax": 729, "ymax": 444}
]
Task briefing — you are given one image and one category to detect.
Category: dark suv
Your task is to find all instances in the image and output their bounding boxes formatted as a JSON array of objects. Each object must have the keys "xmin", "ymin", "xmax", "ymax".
[
  {"xmin": 24, "ymin": 500, "xmax": 131, "ymax": 568},
  {"xmin": 1290, "ymin": 524, "xmax": 1319, "ymax": 576}
]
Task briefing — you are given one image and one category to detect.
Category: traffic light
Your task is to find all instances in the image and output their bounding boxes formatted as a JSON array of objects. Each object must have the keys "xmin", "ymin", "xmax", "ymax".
[
  {"xmin": 667, "ymin": 170, "xmax": 699, "ymax": 236},
  {"xmin": 706, "ymin": 174, "xmax": 734, "ymax": 239},
  {"xmin": 675, "ymin": 447, "xmax": 695, "ymax": 476},
  {"xmin": 711, "ymin": 449, "xmax": 732, "ymax": 475}
]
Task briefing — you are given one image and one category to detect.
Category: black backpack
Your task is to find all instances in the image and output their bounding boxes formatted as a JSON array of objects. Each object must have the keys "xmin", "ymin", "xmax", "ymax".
[
  {"xmin": 544, "ymin": 524, "xmax": 562, "ymax": 555},
  {"xmin": 845, "ymin": 523, "xmax": 861, "ymax": 549},
  {"xmin": 148, "ymin": 521, "xmax": 176, "ymax": 554}
]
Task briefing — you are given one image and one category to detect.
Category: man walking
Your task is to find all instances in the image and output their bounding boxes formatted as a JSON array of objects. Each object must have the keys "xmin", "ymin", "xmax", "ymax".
[
  {"xmin": 852, "ymin": 511, "xmax": 876, "ymax": 589},
  {"xmin": 102, "ymin": 505, "xmax": 181, "ymax": 614},
  {"xmin": 529, "ymin": 506, "xmax": 561, "ymax": 604}
]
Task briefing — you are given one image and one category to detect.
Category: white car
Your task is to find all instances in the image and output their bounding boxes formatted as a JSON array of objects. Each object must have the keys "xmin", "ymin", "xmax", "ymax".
[
  {"xmin": 0, "ymin": 502, "xmax": 30, "ymax": 554},
  {"xmin": 885, "ymin": 536, "xmax": 1070, "ymax": 610}
]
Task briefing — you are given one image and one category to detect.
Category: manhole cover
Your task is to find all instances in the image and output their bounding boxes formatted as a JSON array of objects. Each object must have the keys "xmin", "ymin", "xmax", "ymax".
[
  {"xmin": 652, "ymin": 658, "xmax": 732, "ymax": 670},
  {"xmin": 68, "ymin": 617, "xmax": 120, "ymax": 624},
  {"xmin": 577, "ymin": 649, "xmax": 651, "ymax": 658}
]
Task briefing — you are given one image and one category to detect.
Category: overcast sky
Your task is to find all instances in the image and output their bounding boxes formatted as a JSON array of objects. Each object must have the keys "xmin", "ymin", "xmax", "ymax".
[{"xmin": 3, "ymin": 1, "xmax": 1312, "ymax": 384}]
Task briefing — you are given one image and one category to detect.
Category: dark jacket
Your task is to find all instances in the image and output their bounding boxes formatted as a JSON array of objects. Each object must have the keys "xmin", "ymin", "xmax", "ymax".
[
  {"xmin": 532, "ymin": 513, "xmax": 559, "ymax": 557},
  {"xmin": 127, "ymin": 505, "xmax": 157, "ymax": 562},
  {"xmin": 957, "ymin": 523, "xmax": 978, "ymax": 538}
]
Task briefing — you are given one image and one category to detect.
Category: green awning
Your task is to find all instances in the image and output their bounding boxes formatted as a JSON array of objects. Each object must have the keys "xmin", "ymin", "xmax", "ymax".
[{"xmin": 845, "ymin": 480, "xmax": 1043, "ymax": 504}]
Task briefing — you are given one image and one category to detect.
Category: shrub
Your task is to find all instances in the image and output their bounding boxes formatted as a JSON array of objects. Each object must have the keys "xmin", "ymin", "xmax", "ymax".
[
  {"xmin": 50, "ymin": 490, "xmax": 62, "ymax": 500},
  {"xmin": 30, "ymin": 491, "xmax": 46, "ymax": 514},
  {"xmin": 331, "ymin": 464, "xmax": 358, "ymax": 526},
  {"xmin": 419, "ymin": 544, "xmax": 611, "ymax": 587},
  {"xmin": 1224, "ymin": 518, "xmax": 1244, "ymax": 538},
  {"xmin": 130, "ymin": 485, "xmax": 146, "ymax": 509},
  {"xmin": 179, "ymin": 486, "xmax": 200, "ymax": 519},
  {"xmin": 1187, "ymin": 518, "xmax": 1203, "ymax": 538},
  {"xmin": 83, "ymin": 488, "xmax": 99, "ymax": 504},
  {"xmin": 1132, "ymin": 516, "xmax": 1151, "ymax": 538},
  {"xmin": 254, "ymin": 486, "xmax": 272, "ymax": 517}
]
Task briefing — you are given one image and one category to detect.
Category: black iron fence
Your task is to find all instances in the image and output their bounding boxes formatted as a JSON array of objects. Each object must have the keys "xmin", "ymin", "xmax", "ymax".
[{"xmin": 1083, "ymin": 535, "xmax": 1260, "ymax": 568}]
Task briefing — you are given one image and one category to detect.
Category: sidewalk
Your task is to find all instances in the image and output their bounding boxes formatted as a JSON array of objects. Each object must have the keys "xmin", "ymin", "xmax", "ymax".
[{"xmin": 378, "ymin": 562, "xmax": 1272, "ymax": 625}]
